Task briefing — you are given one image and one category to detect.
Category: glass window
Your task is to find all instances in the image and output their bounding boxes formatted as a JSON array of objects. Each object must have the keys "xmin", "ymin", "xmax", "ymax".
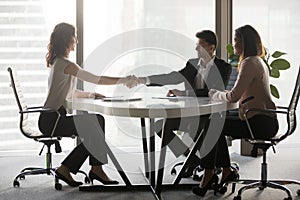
[
  {"xmin": 233, "ymin": 0, "xmax": 300, "ymax": 105},
  {"xmin": 0, "ymin": 0, "xmax": 75, "ymax": 151},
  {"xmin": 83, "ymin": 0, "xmax": 215, "ymax": 148},
  {"xmin": 83, "ymin": 0, "xmax": 215, "ymax": 92}
]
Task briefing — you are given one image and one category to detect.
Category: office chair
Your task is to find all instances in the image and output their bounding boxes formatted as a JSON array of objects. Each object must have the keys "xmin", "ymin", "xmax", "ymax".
[
  {"xmin": 232, "ymin": 67, "xmax": 300, "ymax": 200},
  {"xmin": 7, "ymin": 67, "xmax": 90, "ymax": 190}
]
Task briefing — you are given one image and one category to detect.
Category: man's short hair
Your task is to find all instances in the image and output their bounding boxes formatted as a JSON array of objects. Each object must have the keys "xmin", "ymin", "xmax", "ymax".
[{"xmin": 195, "ymin": 30, "xmax": 218, "ymax": 49}]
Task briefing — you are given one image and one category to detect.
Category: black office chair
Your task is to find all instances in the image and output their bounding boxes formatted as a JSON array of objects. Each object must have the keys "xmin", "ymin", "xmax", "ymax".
[
  {"xmin": 7, "ymin": 67, "xmax": 89, "ymax": 190},
  {"xmin": 232, "ymin": 67, "xmax": 300, "ymax": 200}
]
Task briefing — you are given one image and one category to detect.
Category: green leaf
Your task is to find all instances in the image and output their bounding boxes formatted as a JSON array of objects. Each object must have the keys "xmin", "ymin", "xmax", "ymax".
[
  {"xmin": 271, "ymin": 51, "xmax": 286, "ymax": 58},
  {"xmin": 270, "ymin": 84, "xmax": 279, "ymax": 98},
  {"xmin": 270, "ymin": 59, "xmax": 290, "ymax": 70},
  {"xmin": 270, "ymin": 69, "xmax": 280, "ymax": 78},
  {"xmin": 226, "ymin": 43, "xmax": 234, "ymax": 56}
]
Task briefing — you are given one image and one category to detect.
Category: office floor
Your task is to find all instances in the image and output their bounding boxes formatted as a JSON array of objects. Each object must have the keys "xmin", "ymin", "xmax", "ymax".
[
  {"xmin": 1, "ymin": 139, "xmax": 300, "ymax": 200},
  {"xmin": 1, "ymin": 115, "xmax": 300, "ymax": 200}
]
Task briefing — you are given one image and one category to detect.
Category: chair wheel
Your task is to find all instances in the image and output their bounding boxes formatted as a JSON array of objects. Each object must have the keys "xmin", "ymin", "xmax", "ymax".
[
  {"xmin": 171, "ymin": 168, "xmax": 176, "ymax": 175},
  {"xmin": 13, "ymin": 180, "xmax": 20, "ymax": 187},
  {"xmin": 215, "ymin": 167, "xmax": 222, "ymax": 175},
  {"xmin": 84, "ymin": 177, "xmax": 90, "ymax": 184},
  {"xmin": 218, "ymin": 186, "xmax": 227, "ymax": 194},
  {"xmin": 297, "ymin": 189, "xmax": 300, "ymax": 196},
  {"xmin": 19, "ymin": 175, "xmax": 25, "ymax": 180},
  {"xmin": 195, "ymin": 165, "xmax": 203, "ymax": 173},
  {"xmin": 231, "ymin": 162, "xmax": 240, "ymax": 172},
  {"xmin": 259, "ymin": 186, "xmax": 264, "ymax": 190},
  {"xmin": 233, "ymin": 196, "xmax": 241, "ymax": 200},
  {"xmin": 193, "ymin": 174, "xmax": 203, "ymax": 181},
  {"xmin": 55, "ymin": 183, "xmax": 62, "ymax": 190}
]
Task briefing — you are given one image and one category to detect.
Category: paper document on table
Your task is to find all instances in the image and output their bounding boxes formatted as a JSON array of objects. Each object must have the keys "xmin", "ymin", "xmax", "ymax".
[
  {"xmin": 100, "ymin": 96, "xmax": 142, "ymax": 102},
  {"xmin": 152, "ymin": 96, "xmax": 194, "ymax": 100}
]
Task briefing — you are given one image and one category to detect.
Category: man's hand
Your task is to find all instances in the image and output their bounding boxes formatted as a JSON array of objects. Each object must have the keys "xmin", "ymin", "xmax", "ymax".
[
  {"xmin": 123, "ymin": 75, "xmax": 139, "ymax": 88},
  {"xmin": 167, "ymin": 89, "xmax": 185, "ymax": 97},
  {"xmin": 123, "ymin": 76, "xmax": 147, "ymax": 88}
]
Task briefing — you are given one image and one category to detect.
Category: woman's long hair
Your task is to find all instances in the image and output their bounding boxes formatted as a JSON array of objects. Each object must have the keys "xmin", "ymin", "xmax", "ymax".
[
  {"xmin": 46, "ymin": 22, "xmax": 76, "ymax": 67},
  {"xmin": 235, "ymin": 25, "xmax": 265, "ymax": 71}
]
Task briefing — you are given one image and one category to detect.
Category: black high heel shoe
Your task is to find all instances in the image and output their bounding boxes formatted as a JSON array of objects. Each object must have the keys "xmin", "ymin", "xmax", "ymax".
[
  {"xmin": 192, "ymin": 174, "xmax": 218, "ymax": 196},
  {"xmin": 55, "ymin": 171, "xmax": 83, "ymax": 187},
  {"xmin": 89, "ymin": 171, "xmax": 119, "ymax": 185},
  {"xmin": 219, "ymin": 170, "xmax": 239, "ymax": 186},
  {"xmin": 217, "ymin": 170, "xmax": 239, "ymax": 194}
]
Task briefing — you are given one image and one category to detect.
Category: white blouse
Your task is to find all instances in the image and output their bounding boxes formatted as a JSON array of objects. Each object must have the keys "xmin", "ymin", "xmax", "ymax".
[{"xmin": 43, "ymin": 57, "xmax": 77, "ymax": 110}]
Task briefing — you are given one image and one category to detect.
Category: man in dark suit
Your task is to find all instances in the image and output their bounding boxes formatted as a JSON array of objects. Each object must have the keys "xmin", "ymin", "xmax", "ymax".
[{"xmin": 136, "ymin": 30, "xmax": 232, "ymax": 177}]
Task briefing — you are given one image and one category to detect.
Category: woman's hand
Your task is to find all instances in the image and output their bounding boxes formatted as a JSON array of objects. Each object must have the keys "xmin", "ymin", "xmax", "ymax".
[
  {"xmin": 208, "ymin": 89, "xmax": 217, "ymax": 98},
  {"xmin": 208, "ymin": 89, "xmax": 228, "ymax": 101}
]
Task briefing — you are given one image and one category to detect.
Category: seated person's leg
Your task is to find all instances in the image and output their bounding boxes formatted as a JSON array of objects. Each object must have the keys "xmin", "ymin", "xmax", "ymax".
[
  {"xmin": 55, "ymin": 113, "xmax": 118, "ymax": 185},
  {"xmin": 155, "ymin": 117, "xmax": 196, "ymax": 158},
  {"xmin": 185, "ymin": 115, "xmax": 211, "ymax": 154},
  {"xmin": 155, "ymin": 116, "xmax": 209, "ymax": 177}
]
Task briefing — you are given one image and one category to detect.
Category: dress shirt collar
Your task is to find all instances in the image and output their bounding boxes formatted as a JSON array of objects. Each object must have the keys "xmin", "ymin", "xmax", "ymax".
[{"xmin": 198, "ymin": 56, "xmax": 215, "ymax": 69}]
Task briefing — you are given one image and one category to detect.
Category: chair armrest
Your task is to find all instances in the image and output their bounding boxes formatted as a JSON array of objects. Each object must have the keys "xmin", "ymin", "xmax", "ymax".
[
  {"xmin": 241, "ymin": 96, "xmax": 288, "ymax": 141},
  {"xmin": 20, "ymin": 107, "xmax": 58, "ymax": 114},
  {"xmin": 241, "ymin": 96, "xmax": 254, "ymax": 104},
  {"xmin": 241, "ymin": 96, "xmax": 287, "ymax": 111},
  {"xmin": 276, "ymin": 106, "xmax": 288, "ymax": 110},
  {"xmin": 243, "ymin": 108, "xmax": 287, "ymax": 140},
  {"xmin": 20, "ymin": 107, "xmax": 61, "ymax": 137},
  {"xmin": 244, "ymin": 108, "xmax": 288, "ymax": 118},
  {"xmin": 27, "ymin": 106, "xmax": 44, "ymax": 109}
]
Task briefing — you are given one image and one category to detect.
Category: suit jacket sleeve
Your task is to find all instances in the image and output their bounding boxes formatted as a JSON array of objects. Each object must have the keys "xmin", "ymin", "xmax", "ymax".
[
  {"xmin": 146, "ymin": 58, "xmax": 232, "ymax": 98},
  {"xmin": 147, "ymin": 61, "xmax": 194, "ymax": 86}
]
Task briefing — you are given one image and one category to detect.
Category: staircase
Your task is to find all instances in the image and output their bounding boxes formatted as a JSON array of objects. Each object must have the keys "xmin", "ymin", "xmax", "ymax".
[{"xmin": 0, "ymin": 0, "xmax": 48, "ymax": 149}]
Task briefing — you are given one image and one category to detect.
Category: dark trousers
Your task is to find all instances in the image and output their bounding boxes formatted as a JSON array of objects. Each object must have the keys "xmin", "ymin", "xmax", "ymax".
[
  {"xmin": 201, "ymin": 114, "xmax": 279, "ymax": 169},
  {"xmin": 155, "ymin": 115, "xmax": 210, "ymax": 157},
  {"xmin": 38, "ymin": 107, "xmax": 108, "ymax": 174}
]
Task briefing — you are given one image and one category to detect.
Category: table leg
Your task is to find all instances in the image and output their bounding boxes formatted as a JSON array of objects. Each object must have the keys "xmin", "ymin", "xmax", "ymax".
[
  {"xmin": 140, "ymin": 118, "xmax": 149, "ymax": 178},
  {"xmin": 155, "ymin": 119, "xmax": 167, "ymax": 198},
  {"xmin": 149, "ymin": 118, "xmax": 156, "ymax": 187},
  {"xmin": 101, "ymin": 137, "xmax": 132, "ymax": 186},
  {"xmin": 173, "ymin": 129, "xmax": 205, "ymax": 185}
]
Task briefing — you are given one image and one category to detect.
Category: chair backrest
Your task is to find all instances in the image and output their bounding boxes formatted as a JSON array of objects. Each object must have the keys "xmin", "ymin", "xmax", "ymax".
[
  {"xmin": 278, "ymin": 66, "xmax": 300, "ymax": 140},
  {"xmin": 7, "ymin": 67, "xmax": 43, "ymax": 138},
  {"xmin": 226, "ymin": 67, "xmax": 238, "ymax": 90}
]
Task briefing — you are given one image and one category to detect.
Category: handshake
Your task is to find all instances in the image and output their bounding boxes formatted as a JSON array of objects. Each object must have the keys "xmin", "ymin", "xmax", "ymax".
[{"xmin": 122, "ymin": 75, "xmax": 146, "ymax": 88}]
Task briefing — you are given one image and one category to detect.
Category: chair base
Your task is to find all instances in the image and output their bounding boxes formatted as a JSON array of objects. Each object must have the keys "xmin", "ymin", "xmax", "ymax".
[
  {"xmin": 13, "ymin": 166, "xmax": 90, "ymax": 190},
  {"xmin": 171, "ymin": 161, "xmax": 239, "ymax": 182},
  {"xmin": 233, "ymin": 179, "xmax": 300, "ymax": 200}
]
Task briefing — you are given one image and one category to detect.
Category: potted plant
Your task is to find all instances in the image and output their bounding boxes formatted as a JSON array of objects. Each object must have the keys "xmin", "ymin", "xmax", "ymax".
[{"xmin": 226, "ymin": 43, "xmax": 290, "ymax": 98}]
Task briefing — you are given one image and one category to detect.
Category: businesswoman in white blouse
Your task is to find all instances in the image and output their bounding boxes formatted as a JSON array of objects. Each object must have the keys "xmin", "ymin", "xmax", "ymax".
[
  {"xmin": 192, "ymin": 25, "xmax": 279, "ymax": 196},
  {"xmin": 38, "ymin": 22, "xmax": 134, "ymax": 187}
]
